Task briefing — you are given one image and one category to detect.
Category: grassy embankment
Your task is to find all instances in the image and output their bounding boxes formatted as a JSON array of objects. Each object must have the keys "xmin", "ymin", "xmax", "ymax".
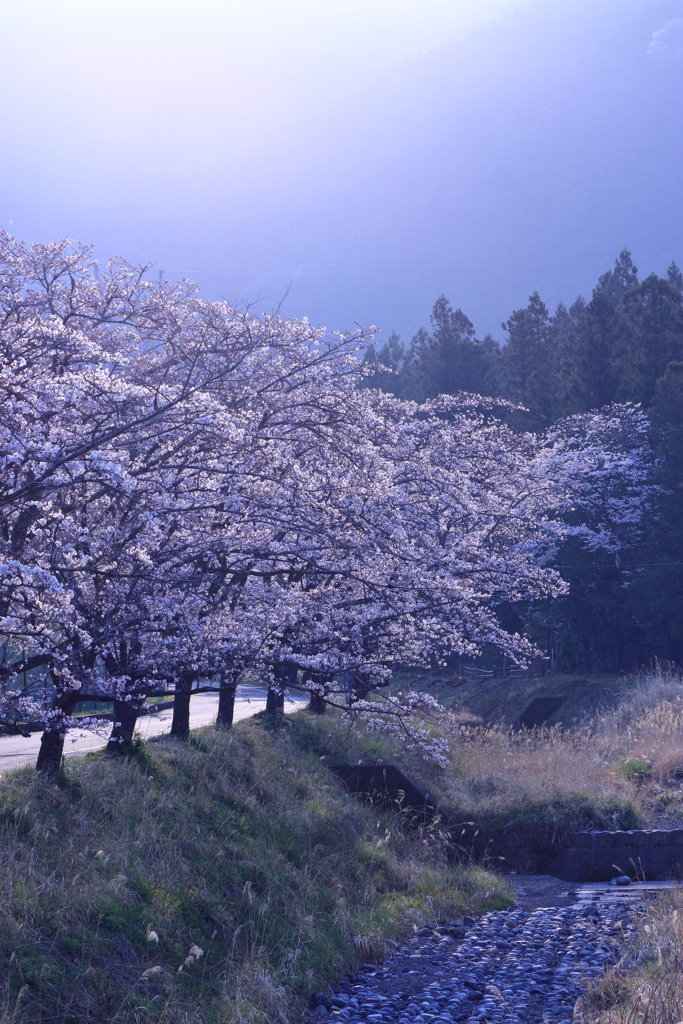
[
  {"xmin": 0, "ymin": 712, "xmax": 510, "ymax": 1024},
  {"xmin": 2, "ymin": 667, "xmax": 683, "ymax": 1023},
  {"xmin": 395, "ymin": 665, "xmax": 683, "ymax": 831}
]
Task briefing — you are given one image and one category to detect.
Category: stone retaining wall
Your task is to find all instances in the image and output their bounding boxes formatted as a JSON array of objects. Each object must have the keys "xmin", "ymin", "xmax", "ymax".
[
  {"xmin": 330, "ymin": 764, "xmax": 435, "ymax": 822},
  {"xmin": 547, "ymin": 829, "xmax": 683, "ymax": 882},
  {"xmin": 328, "ymin": 764, "xmax": 683, "ymax": 882}
]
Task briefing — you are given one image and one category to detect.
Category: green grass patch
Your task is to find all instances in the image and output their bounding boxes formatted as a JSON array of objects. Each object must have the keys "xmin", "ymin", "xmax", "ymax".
[
  {"xmin": 0, "ymin": 716, "xmax": 510, "ymax": 1024},
  {"xmin": 617, "ymin": 755, "xmax": 653, "ymax": 786}
]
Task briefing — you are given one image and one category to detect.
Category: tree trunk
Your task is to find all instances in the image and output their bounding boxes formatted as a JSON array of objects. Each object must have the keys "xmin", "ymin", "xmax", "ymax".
[
  {"xmin": 350, "ymin": 671, "xmax": 370, "ymax": 702},
  {"xmin": 308, "ymin": 691, "xmax": 326, "ymax": 714},
  {"xmin": 36, "ymin": 728, "xmax": 66, "ymax": 776},
  {"xmin": 36, "ymin": 689, "xmax": 80, "ymax": 776},
  {"xmin": 171, "ymin": 671, "xmax": 195, "ymax": 740},
  {"xmin": 216, "ymin": 673, "xmax": 237, "ymax": 729},
  {"xmin": 265, "ymin": 685, "xmax": 285, "ymax": 714},
  {"xmin": 266, "ymin": 662, "xmax": 296, "ymax": 715},
  {"xmin": 306, "ymin": 671, "xmax": 330, "ymax": 714},
  {"xmin": 107, "ymin": 697, "xmax": 145, "ymax": 751}
]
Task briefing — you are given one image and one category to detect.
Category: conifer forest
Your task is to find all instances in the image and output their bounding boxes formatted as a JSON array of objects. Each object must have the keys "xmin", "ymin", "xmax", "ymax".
[{"xmin": 364, "ymin": 251, "xmax": 683, "ymax": 674}]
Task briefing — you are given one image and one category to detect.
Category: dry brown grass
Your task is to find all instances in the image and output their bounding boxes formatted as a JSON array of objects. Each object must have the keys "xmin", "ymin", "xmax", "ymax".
[
  {"xmin": 593, "ymin": 669, "xmax": 683, "ymax": 787},
  {"xmin": 432, "ymin": 666, "xmax": 683, "ymax": 830},
  {"xmin": 448, "ymin": 723, "xmax": 634, "ymax": 810},
  {"xmin": 580, "ymin": 890, "xmax": 683, "ymax": 1023}
]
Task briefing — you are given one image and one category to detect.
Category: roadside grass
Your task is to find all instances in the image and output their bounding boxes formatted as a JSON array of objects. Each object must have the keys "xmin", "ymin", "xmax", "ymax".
[{"xmin": 0, "ymin": 717, "xmax": 510, "ymax": 1024}]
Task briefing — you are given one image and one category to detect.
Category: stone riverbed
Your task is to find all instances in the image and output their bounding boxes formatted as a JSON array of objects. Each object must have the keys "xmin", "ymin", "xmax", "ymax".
[{"xmin": 307, "ymin": 899, "xmax": 637, "ymax": 1024}]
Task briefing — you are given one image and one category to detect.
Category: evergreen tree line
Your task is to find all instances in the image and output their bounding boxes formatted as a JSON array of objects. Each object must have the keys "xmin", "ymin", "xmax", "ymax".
[{"xmin": 363, "ymin": 252, "xmax": 683, "ymax": 674}]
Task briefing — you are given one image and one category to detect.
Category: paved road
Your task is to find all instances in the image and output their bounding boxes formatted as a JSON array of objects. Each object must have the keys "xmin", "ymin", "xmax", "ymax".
[{"xmin": 0, "ymin": 686, "xmax": 308, "ymax": 774}]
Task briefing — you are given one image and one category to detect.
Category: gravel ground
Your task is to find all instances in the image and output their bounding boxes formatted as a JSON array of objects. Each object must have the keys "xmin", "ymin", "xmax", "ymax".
[
  {"xmin": 502, "ymin": 875, "xmax": 579, "ymax": 912},
  {"xmin": 306, "ymin": 878, "xmax": 637, "ymax": 1024}
]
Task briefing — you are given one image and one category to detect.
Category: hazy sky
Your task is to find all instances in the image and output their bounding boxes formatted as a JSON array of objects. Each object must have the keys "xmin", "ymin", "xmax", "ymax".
[
  {"xmin": 1, "ymin": 0, "xmax": 681, "ymax": 339},
  {"xmin": 0, "ymin": 0, "xmax": 537, "ymax": 162},
  {"xmin": 2, "ymin": 1, "xmax": 535, "ymax": 65}
]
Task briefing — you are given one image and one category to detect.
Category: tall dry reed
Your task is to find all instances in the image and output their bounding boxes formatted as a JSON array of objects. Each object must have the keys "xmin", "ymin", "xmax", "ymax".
[{"xmin": 580, "ymin": 891, "xmax": 683, "ymax": 1023}]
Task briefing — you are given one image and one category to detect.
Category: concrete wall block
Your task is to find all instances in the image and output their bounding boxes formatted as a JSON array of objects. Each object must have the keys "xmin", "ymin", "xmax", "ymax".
[{"xmin": 612, "ymin": 832, "xmax": 639, "ymax": 848}]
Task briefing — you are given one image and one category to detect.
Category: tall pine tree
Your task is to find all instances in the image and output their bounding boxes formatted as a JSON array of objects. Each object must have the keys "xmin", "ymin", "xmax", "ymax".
[
  {"xmin": 501, "ymin": 292, "xmax": 559, "ymax": 428},
  {"xmin": 410, "ymin": 295, "xmax": 500, "ymax": 399},
  {"xmin": 594, "ymin": 248, "xmax": 639, "ymax": 305},
  {"xmin": 567, "ymin": 291, "xmax": 622, "ymax": 411},
  {"xmin": 617, "ymin": 274, "xmax": 683, "ymax": 407}
]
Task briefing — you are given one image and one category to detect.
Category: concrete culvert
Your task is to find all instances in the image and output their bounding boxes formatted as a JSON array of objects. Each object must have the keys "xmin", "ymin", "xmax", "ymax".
[{"xmin": 515, "ymin": 696, "xmax": 566, "ymax": 729}]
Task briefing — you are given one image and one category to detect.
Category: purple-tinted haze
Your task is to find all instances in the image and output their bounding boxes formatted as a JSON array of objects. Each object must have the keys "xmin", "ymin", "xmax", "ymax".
[{"xmin": 0, "ymin": 0, "xmax": 681, "ymax": 341}]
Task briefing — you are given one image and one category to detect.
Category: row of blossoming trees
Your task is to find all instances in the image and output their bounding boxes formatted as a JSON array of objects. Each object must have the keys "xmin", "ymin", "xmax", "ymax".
[{"xmin": 0, "ymin": 233, "xmax": 651, "ymax": 775}]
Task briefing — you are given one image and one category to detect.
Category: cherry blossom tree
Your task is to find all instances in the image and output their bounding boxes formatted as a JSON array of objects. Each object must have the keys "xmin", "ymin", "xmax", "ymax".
[
  {"xmin": 0, "ymin": 232, "xmax": 653, "ymax": 773},
  {"xmin": 0, "ymin": 231, "xmax": 375, "ymax": 768},
  {"xmin": 185, "ymin": 390, "xmax": 651, "ymax": 760}
]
